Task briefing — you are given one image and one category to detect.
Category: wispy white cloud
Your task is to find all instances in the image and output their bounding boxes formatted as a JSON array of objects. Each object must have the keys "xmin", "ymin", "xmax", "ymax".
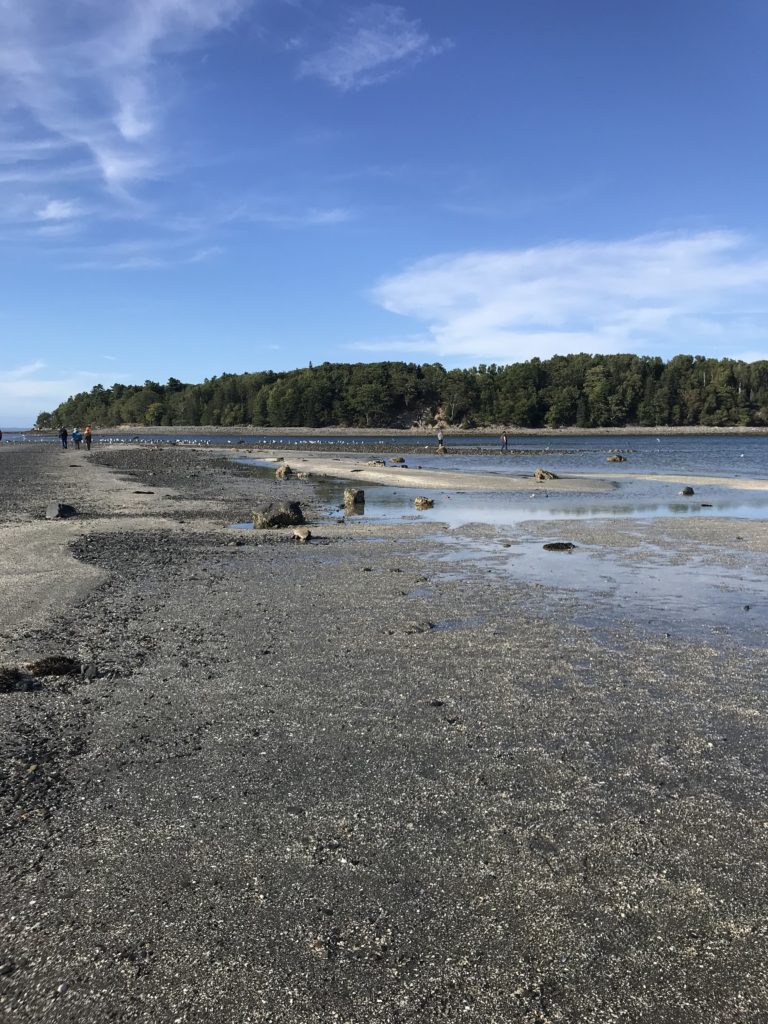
[
  {"xmin": 36, "ymin": 198, "xmax": 83, "ymax": 221},
  {"xmin": 299, "ymin": 4, "xmax": 451, "ymax": 91},
  {"xmin": 369, "ymin": 231, "xmax": 768, "ymax": 363},
  {"xmin": 0, "ymin": 0, "xmax": 252, "ymax": 189},
  {"xmin": 66, "ymin": 241, "xmax": 224, "ymax": 271},
  {"xmin": 243, "ymin": 204, "xmax": 352, "ymax": 227},
  {"xmin": 0, "ymin": 362, "xmax": 112, "ymax": 420}
]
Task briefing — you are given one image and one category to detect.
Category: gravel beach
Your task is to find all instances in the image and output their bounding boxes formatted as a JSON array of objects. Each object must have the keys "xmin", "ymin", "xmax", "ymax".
[{"xmin": 2, "ymin": 443, "xmax": 768, "ymax": 1023}]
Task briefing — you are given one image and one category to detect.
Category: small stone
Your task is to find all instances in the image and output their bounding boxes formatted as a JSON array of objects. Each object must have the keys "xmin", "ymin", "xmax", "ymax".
[
  {"xmin": 292, "ymin": 526, "xmax": 312, "ymax": 543},
  {"xmin": 56, "ymin": 983, "xmax": 69, "ymax": 995},
  {"xmin": 679, "ymin": 486, "xmax": 695, "ymax": 496},
  {"xmin": 0, "ymin": 962, "xmax": 13, "ymax": 976}
]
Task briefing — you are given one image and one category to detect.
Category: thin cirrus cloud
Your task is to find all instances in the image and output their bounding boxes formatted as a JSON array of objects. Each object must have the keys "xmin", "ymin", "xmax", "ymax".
[
  {"xmin": 0, "ymin": 363, "xmax": 113, "ymax": 421},
  {"xmin": 299, "ymin": 4, "xmax": 451, "ymax": 91},
  {"xmin": 35, "ymin": 199, "xmax": 83, "ymax": 221},
  {"xmin": 0, "ymin": 0, "xmax": 252, "ymax": 189},
  {"xmin": 368, "ymin": 232, "xmax": 768, "ymax": 363}
]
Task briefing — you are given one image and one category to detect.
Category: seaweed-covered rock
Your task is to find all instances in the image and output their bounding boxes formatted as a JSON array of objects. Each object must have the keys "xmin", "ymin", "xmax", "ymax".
[
  {"xmin": 253, "ymin": 502, "xmax": 305, "ymax": 529},
  {"xmin": 275, "ymin": 464, "xmax": 293, "ymax": 480},
  {"xmin": 414, "ymin": 496, "xmax": 434, "ymax": 509},
  {"xmin": 534, "ymin": 468, "xmax": 559, "ymax": 481}
]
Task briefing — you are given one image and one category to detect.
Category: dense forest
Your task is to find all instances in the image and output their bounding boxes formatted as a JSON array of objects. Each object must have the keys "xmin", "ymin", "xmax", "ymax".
[{"xmin": 36, "ymin": 354, "xmax": 768, "ymax": 430}]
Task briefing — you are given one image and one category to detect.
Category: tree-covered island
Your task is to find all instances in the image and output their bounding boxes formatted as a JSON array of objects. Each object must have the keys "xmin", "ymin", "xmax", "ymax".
[{"xmin": 35, "ymin": 354, "xmax": 768, "ymax": 430}]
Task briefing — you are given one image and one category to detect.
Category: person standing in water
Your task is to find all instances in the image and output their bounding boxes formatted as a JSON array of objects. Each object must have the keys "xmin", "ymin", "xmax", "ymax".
[
  {"xmin": 500, "ymin": 431, "xmax": 509, "ymax": 451},
  {"xmin": 84, "ymin": 425, "xmax": 92, "ymax": 451},
  {"xmin": 437, "ymin": 428, "xmax": 444, "ymax": 447}
]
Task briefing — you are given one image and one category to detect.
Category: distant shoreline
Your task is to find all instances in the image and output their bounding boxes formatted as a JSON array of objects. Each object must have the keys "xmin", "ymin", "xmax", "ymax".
[{"xmin": 20, "ymin": 423, "xmax": 768, "ymax": 437}]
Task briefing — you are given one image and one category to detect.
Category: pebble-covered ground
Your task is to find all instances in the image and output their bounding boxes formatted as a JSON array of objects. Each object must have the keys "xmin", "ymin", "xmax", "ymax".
[{"xmin": 1, "ymin": 444, "xmax": 768, "ymax": 1023}]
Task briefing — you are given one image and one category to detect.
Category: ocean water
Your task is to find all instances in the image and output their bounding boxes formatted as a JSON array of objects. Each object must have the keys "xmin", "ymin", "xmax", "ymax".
[{"xmin": 7, "ymin": 430, "xmax": 768, "ymax": 480}]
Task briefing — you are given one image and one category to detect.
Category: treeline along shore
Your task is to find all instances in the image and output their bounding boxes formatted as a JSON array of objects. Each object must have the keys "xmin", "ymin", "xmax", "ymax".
[{"xmin": 36, "ymin": 353, "xmax": 768, "ymax": 431}]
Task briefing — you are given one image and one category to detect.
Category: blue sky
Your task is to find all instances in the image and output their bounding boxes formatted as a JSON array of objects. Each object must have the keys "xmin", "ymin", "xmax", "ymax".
[{"xmin": 1, "ymin": 0, "xmax": 767, "ymax": 424}]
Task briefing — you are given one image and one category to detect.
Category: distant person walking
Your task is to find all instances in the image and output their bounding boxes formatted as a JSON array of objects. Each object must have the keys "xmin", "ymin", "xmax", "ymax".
[
  {"xmin": 58, "ymin": 427, "xmax": 68, "ymax": 449},
  {"xmin": 72, "ymin": 427, "xmax": 83, "ymax": 450},
  {"xmin": 436, "ymin": 428, "xmax": 444, "ymax": 447},
  {"xmin": 500, "ymin": 431, "xmax": 509, "ymax": 451},
  {"xmin": 84, "ymin": 425, "xmax": 92, "ymax": 451}
]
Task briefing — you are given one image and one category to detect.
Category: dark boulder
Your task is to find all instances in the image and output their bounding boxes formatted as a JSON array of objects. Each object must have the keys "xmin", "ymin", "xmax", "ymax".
[
  {"xmin": 543, "ymin": 541, "xmax": 576, "ymax": 552},
  {"xmin": 680, "ymin": 486, "xmax": 695, "ymax": 496},
  {"xmin": 253, "ymin": 502, "xmax": 305, "ymax": 529}
]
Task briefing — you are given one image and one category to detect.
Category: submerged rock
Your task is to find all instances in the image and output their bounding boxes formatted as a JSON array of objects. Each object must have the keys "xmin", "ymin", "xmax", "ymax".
[
  {"xmin": 543, "ymin": 541, "xmax": 576, "ymax": 552},
  {"xmin": 253, "ymin": 502, "xmax": 305, "ymax": 529},
  {"xmin": 414, "ymin": 496, "xmax": 434, "ymax": 509},
  {"xmin": 607, "ymin": 454, "xmax": 626, "ymax": 462}
]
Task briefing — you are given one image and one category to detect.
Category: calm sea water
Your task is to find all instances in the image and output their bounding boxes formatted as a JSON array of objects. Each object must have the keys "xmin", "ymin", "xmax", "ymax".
[{"xmin": 4, "ymin": 430, "xmax": 768, "ymax": 480}]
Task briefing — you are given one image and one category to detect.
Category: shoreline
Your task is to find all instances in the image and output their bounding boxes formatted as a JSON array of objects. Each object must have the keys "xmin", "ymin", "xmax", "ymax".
[
  {"xmin": 234, "ymin": 448, "xmax": 768, "ymax": 493},
  {"xmin": 2, "ymin": 443, "xmax": 768, "ymax": 1022},
  {"xmin": 18, "ymin": 423, "xmax": 768, "ymax": 437}
]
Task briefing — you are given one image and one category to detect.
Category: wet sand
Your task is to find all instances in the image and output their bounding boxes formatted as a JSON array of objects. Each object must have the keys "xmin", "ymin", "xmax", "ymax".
[
  {"xmin": 248, "ymin": 449, "xmax": 615, "ymax": 492},
  {"xmin": 2, "ymin": 443, "xmax": 768, "ymax": 1023}
]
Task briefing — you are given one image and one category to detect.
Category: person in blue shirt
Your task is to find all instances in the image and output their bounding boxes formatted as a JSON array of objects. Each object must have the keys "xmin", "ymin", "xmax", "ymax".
[{"xmin": 72, "ymin": 427, "xmax": 83, "ymax": 450}]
